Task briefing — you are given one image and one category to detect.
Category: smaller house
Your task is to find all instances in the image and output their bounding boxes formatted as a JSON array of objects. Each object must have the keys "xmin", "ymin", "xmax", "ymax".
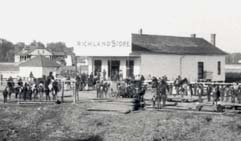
[
  {"xmin": 19, "ymin": 56, "xmax": 60, "ymax": 78},
  {"xmin": 15, "ymin": 45, "xmax": 75, "ymax": 66}
]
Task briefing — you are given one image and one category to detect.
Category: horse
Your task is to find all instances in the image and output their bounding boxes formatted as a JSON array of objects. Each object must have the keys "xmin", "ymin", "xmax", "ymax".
[{"xmin": 96, "ymin": 81, "xmax": 111, "ymax": 98}]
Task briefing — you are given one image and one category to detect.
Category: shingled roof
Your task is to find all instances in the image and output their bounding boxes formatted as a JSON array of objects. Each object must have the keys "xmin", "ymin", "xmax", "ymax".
[
  {"xmin": 132, "ymin": 34, "xmax": 227, "ymax": 55},
  {"xmin": 19, "ymin": 56, "xmax": 60, "ymax": 67}
]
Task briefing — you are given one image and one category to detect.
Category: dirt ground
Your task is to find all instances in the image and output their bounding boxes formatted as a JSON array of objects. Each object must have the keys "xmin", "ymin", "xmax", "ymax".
[{"xmin": 1, "ymin": 90, "xmax": 241, "ymax": 141}]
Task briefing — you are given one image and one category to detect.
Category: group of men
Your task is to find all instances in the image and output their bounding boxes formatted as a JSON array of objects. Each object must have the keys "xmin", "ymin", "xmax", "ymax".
[
  {"xmin": 151, "ymin": 76, "xmax": 169, "ymax": 109},
  {"xmin": 2, "ymin": 72, "xmax": 60, "ymax": 103},
  {"xmin": 151, "ymin": 75, "xmax": 241, "ymax": 109}
]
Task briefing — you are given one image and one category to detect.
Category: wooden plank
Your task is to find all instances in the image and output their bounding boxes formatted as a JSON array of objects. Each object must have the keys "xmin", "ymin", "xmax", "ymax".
[
  {"xmin": 18, "ymin": 101, "xmax": 55, "ymax": 104},
  {"xmin": 87, "ymin": 108, "xmax": 131, "ymax": 114}
]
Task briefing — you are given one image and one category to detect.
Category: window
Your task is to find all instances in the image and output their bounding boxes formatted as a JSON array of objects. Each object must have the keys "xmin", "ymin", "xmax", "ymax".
[
  {"xmin": 218, "ymin": 61, "xmax": 221, "ymax": 75},
  {"xmin": 198, "ymin": 62, "xmax": 204, "ymax": 80}
]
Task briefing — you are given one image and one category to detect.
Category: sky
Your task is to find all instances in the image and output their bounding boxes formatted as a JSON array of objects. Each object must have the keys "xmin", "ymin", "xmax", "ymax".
[{"xmin": 0, "ymin": 0, "xmax": 241, "ymax": 53}]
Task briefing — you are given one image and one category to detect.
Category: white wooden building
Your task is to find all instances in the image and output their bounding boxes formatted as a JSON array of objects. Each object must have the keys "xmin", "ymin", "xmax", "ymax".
[
  {"xmin": 15, "ymin": 45, "xmax": 74, "ymax": 66},
  {"xmin": 19, "ymin": 56, "xmax": 60, "ymax": 78},
  {"xmin": 75, "ymin": 33, "xmax": 227, "ymax": 82}
]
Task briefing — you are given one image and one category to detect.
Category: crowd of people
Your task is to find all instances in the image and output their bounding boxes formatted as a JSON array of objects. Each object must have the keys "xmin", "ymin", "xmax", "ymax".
[
  {"xmin": 2, "ymin": 72, "xmax": 60, "ymax": 103},
  {"xmin": 2, "ymin": 72, "xmax": 241, "ymax": 111},
  {"xmin": 151, "ymin": 75, "xmax": 241, "ymax": 108}
]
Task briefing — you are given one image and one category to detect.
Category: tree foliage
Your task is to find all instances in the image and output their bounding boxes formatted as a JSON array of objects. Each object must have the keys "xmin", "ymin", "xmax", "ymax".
[
  {"xmin": 47, "ymin": 42, "xmax": 67, "ymax": 52},
  {"xmin": 0, "ymin": 39, "xmax": 74, "ymax": 63},
  {"xmin": 225, "ymin": 53, "xmax": 241, "ymax": 64},
  {"xmin": 0, "ymin": 39, "xmax": 15, "ymax": 62}
]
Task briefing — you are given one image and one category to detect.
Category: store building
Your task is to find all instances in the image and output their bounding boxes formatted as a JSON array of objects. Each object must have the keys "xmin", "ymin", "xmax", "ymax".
[{"xmin": 75, "ymin": 32, "xmax": 227, "ymax": 82}]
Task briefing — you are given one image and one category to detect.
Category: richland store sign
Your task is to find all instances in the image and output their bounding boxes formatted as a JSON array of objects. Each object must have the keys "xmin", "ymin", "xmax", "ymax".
[
  {"xmin": 75, "ymin": 40, "xmax": 132, "ymax": 56},
  {"xmin": 77, "ymin": 40, "xmax": 130, "ymax": 48}
]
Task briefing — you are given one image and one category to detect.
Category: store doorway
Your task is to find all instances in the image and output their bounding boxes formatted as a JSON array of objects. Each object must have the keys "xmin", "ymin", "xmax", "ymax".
[
  {"xmin": 108, "ymin": 60, "xmax": 120, "ymax": 81},
  {"xmin": 94, "ymin": 60, "xmax": 102, "ymax": 76}
]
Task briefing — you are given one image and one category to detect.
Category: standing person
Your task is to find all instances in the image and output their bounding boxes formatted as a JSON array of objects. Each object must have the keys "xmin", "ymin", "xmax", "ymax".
[
  {"xmin": 7, "ymin": 76, "xmax": 14, "ymax": 100},
  {"xmin": 207, "ymin": 84, "xmax": 212, "ymax": 102},
  {"xmin": 76, "ymin": 74, "xmax": 81, "ymax": 90},
  {"xmin": 52, "ymin": 79, "xmax": 59, "ymax": 101},
  {"xmin": 220, "ymin": 85, "xmax": 225, "ymax": 102},
  {"xmin": 233, "ymin": 83, "xmax": 239, "ymax": 103},
  {"xmin": 3, "ymin": 87, "xmax": 8, "ymax": 103},
  {"xmin": 174, "ymin": 76, "xmax": 181, "ymax": 95},
  {"xmin": 47, "ymin": 72, "xmax": 55, "ymax": 80},
  {"xmin": 159, "ymin": 79, "xmax": 168, "ymax": 108},
  {"xmin": 225, "ymin": 85, "xmax": 230, "ymax": 102},
  {"xmin": 15, "ymin": 78, "xmax": 23, "ymax": 99},
  {"xmin": 180, "ymin": 85, "xmax": 185, "ymax": 99},
  {"xmin": 197, "ymin": 85, "xmax": 203, "ymax": 103},
  {"xmin": 22, "ymin": 83, "xmax": 29, "ymax": 101},
  {"xmin": 44, "ymin": 74, "xmax": 53, "ymax": 101},
  {"xmin": 183, "ymin": 81, "xmax": 188, "ymax": 96},
  {"xmin": 231, "ymin": 87, "xmax": 236, "ymax": 103},
  {"xmin": 213, "ymin": 86, "xmax": 221, "ymax": 105},
  {"xmin": 152, "ymin": 77, "xmax": 158, "ymax": 108}
]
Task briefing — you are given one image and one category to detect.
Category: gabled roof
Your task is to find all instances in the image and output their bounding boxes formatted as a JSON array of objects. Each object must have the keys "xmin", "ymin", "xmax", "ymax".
[
  {"xmin": 132, "ymin": 34, "xmax": 228, "ymax": 55},
  {"xmin": 19, "ymin": 56, "xmax": 60, "ymax": 67},
  {"xmin": 17, "ymin": 46, "xmax": 51, "ymax": 56}
]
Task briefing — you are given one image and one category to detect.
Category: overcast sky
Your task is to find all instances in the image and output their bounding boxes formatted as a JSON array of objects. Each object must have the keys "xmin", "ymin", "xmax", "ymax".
[{"xmin": 0, "ymin": 0, "xmax": 240, "ymax": 53}]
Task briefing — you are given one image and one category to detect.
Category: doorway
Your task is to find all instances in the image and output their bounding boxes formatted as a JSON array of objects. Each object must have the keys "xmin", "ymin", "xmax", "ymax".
[
  {"xmin": 94, "ymin": 60, "xmax": 102, "ymax": 76},
  {"xmin": 108, "ymin": 60, "xmax": 120, "ymax": 81}
]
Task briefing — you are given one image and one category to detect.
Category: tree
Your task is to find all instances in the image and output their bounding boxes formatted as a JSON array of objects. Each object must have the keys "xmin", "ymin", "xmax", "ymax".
[
  {"xmin": 29, "ymin": 40, "xmax": 45, "ymax": 48},
  {"xmin": 47, "ymin": 42, "xmax": 67, "ymax": 52},
  {"xmin": 225, "ymin": 53, "xmax": 241, "ymax": 64},
  {"xmin": 0, "ymin": 39, "xmax": 15, "ymax": 62},
  {"xmin": 14, "ymin": 42, "xmax": 26, "ymax": 53}
]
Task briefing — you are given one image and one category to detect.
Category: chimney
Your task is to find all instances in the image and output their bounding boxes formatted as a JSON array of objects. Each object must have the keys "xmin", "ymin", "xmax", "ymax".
[
  {"xmin": 211, "ymin": 34, "xmax": 216, "ymax": 46},
  {"xmin": 191, "ymin": 34, "xmax": 196, "ymax": 38},
  {"xmin": 139, "ymin": 28, "xmax": 143, "ymax": 35}
]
